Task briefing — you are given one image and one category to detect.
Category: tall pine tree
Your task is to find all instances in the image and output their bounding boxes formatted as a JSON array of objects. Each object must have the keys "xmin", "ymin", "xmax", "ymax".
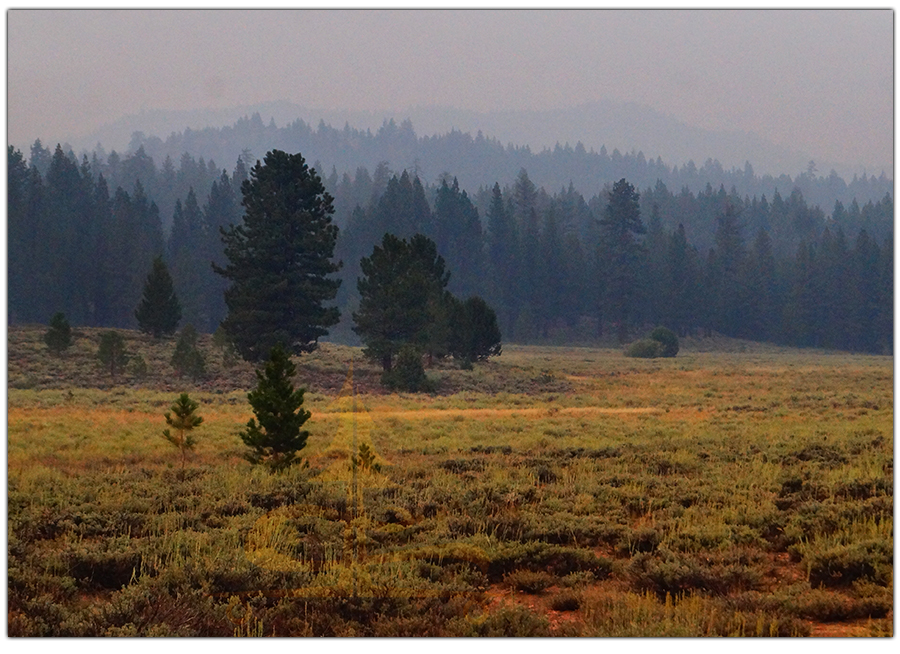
[
  {"xmin": 598, "ymin": 178, "xmax": 645, "ymax": 342},
  {"xmin": 215, "ymin": 150, "xmax": 341, "ymax": 362}
]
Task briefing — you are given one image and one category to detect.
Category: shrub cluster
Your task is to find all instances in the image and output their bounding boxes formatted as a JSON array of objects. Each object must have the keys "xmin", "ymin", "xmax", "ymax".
[{"xmin": 625, "ymin": 326, "xmax": 679, "ymax": 358}]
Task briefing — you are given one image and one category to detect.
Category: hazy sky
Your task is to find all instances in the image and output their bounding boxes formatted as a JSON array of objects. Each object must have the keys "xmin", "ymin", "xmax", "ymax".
[{"xmin": 6, "ymin": 7, "xmax": 894, "ymax": 173}]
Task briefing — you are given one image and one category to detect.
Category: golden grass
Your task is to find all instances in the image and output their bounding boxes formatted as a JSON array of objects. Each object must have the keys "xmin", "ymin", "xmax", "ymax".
[{"xmin": 6, "ymin": 330, "xmax": 894, "ymax": 636}]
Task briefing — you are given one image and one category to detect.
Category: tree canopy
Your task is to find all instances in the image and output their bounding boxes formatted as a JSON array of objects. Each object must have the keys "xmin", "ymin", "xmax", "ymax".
[
  {"xmin": 353, "ymin": 233, "xmax": 450, "ymax": 371},
  {"xmin": 215, "ymin": 150, "xmax": 341, "ymax": 362}
]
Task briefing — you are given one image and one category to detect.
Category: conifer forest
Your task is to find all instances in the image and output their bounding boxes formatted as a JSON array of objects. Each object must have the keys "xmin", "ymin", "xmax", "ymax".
[{"xmin": 7, "ymin": 117, "xmax": 893, "ymax": 354}]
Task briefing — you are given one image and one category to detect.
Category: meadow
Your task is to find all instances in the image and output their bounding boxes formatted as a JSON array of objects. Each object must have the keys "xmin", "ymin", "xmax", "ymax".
[{"xmin": 7, "ymin": 326, "xmax": 894, "ymax": 636}]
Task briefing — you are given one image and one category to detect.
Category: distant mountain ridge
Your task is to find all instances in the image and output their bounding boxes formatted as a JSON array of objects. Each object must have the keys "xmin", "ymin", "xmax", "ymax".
[
  {"xmin": 67, "ymin": 99, "xmax": 884, "ymax": 181},
  {"xmin": 38, "ymin": 98, "xmax": 889, "ymax": 224}
]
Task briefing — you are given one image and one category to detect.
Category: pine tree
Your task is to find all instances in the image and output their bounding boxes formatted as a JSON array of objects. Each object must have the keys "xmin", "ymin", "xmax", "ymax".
[
  {"xmin": 848, "ymin": 230, "xmax": 883, "ymax": 352},
  {"xmin": 8, "ymin": 146, "xmax": 32, "ymax": 322},
  {"xmin": 641, "ymin": 203, "xmax": 668, "ymax": 328},
  {"xmin": 353, "ymin": 233, "xmax": 450, "ymax": 372},
  {"xmin": 135, "ymin": 256, "xmax": 182, "ymax": 338},
  {"xmin": 162, "ymin": 393, "xmax": 203, "ymax": 473},
  {"xmin": 239, "ymin": 345, "xmax": 310, "ymax": 471},
  {"xmin": 202, "ymin": 171, "xmax": 241, "ymax": 332},
  {"xmin": 215, "ymin": 150, "xmax": 341, "ymax": 362},
  {"xmin": 740, "ymin": 228, "xmax": 776, "ymax": 341},
  {"xmin": 433, "ymin": 177, "xmax": 484, "ymax": 300},
  {"xmin": 448, "ymin": 296, "xmax": 502, "ymax": 365},
  {"xmin": 485, "ymin": 182, "xmax": 519, "ymax": 339},
  {"xmin": 44, "ymin": 312, "xmax": 73, "ymax": 355},
  {"xmin": 168, "ymin": 188, "xmax": 208, "ymax": 331},
  {"xmin": 97, "ymin": 331, "xmax": 129, "ymax": 378},
  {"xmin": 129, "ymin": 182, "xmax": 167, "ymax": 324},
  {"xmin": 170, "ymin": 324, "xmax": 206, "ymax": 379},
  {"xmin": 598, "ymin": 178, "xmax": 645, "ymax": 342},
  {"xmin": 664, "ymin": 223, "xmax": 701, "ymax": 337},
  {"xmin": 537, "ymin": 206, "xmax": 565, "ymax": 338},
  {"xmin": 709, "ymin": 203, "xmax": 748, "ymax": 336}
]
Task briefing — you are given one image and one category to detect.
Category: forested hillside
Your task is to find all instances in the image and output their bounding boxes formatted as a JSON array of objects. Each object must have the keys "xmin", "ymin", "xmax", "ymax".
[
  {"xmin": 125, "ymin": 114, "xmax": 891, "ymax": 217},
  {"xmin": 8, "ymin": 123, "xmax": 893, "ymax": 354}
]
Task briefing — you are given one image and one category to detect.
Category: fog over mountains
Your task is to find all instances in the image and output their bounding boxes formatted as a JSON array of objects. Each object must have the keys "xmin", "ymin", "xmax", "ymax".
[{"xmin": 68, "ymin": 99, "xmax": 882, "ymax": 182}]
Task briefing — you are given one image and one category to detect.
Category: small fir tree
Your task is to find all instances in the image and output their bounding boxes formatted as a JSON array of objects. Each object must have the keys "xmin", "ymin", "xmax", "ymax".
[
  {"xmin": 44, "ymin": 312, "xmax": 72, "ymax": 355},
  {"xmin": 239, "ymin": 344, "xmax": 310, "ymax": 471},
  {"xmin": 350, "ymin": 442, "xmax": 382, "ymax": 473},
  {"xmin": 171, "ymin": 324, "xmax": 206, "ymax": 379},
  {"xmin": 162, "ymin": 393, "xmax": 203, "ymax": 472},
  {"xmin": 135, "ymin": 256, "xmax": 182, "ymax": 338},
  {"xmin": 97, "ymin": 331, "xmax": 129, "ymax": 378}
]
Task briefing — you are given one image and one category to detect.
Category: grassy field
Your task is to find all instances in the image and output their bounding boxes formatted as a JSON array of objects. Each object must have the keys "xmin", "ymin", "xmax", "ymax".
[{"xmin": 7, "ymin": 325, "xmax": 894, "ymax": 636}]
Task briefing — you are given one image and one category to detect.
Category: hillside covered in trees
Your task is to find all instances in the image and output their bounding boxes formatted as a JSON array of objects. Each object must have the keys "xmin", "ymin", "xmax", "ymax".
[{"xmin": 8, "ymin": 116, "xmax": 893, "ymax": 355}]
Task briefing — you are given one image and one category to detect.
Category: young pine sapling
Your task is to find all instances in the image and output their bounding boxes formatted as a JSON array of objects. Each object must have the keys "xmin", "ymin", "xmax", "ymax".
[{"xmin": 162, "ymin": 393, "xmax": 203, "ymax": 473}]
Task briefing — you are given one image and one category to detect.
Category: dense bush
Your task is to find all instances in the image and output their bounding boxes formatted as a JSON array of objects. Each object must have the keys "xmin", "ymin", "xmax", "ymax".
[
  {"xmin": 804, "ymin": 540, "xmax": 893, "ymax": 588},
  {"xmin": 628, "ymin": 549, "xmax": 763, "ymax": 597},
  {"xmin": 504, "ymin": 570, "xmax": 554, "ymax": 594},
  {"xmin": 649, "ymin": 326, "xmax": 679, "ymax": 357},
  {"xmin": 625, "ymin": 338, "xmax": 664, "ymax": 358},
  {"xmin": 488, "ymin": 542, "xmax": 613, "ymax": 581},
  {"xmin": 549, "ymin": 590, "xmax": 582, "ymax": 611},
  {"xmin": 625, "ymin": 326, "xmax": 679, "ymax": 358},
  {"xmin": 447, "ymin": 604, "xmax": 551, "ymax": 637}
]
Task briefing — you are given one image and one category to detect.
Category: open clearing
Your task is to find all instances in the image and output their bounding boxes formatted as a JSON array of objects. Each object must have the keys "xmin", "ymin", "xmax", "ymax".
[{"xmin": 7, "ymin": 326, "xmax": 893, "ymax": 636}]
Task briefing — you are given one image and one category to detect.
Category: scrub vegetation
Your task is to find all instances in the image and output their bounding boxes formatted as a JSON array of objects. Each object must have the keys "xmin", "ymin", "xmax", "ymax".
[{"xmin": 7, "ymin": 325, "xmax": 893, "ymax": 636}]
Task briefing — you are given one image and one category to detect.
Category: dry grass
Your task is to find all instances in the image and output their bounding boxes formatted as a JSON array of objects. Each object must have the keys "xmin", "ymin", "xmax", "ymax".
[{"xmin": 6, "ymin": 325, "xmax": 893, "ymax": 636}]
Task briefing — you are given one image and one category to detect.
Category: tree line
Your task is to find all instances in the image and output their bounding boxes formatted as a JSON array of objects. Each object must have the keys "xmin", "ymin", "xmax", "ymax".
[
  {"xmin": 8, "ymin": 144, "xmax": 245, "ymax": 333},
  {"xmin": 8, "ymin": 144, "xmax": 892, "ymax": 355},
  {"xmin": 123, "ymin": 113, "xmax": 892, "ymax": 213}
]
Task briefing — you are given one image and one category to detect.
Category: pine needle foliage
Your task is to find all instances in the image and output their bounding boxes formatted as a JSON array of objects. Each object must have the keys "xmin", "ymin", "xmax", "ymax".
[{"xmin": 239, "ymin": 344, "xmax": 310, "ymax": 472}]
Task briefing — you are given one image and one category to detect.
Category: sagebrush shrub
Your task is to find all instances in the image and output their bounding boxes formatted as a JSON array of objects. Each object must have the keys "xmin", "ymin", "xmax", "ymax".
[
  {"xmin": 549, "ymin": 590, "xmax": 582, "ymax": 611},
  {"xmin": 505, "ymin": 569, "xmax": 554, "ymax": 594}
]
